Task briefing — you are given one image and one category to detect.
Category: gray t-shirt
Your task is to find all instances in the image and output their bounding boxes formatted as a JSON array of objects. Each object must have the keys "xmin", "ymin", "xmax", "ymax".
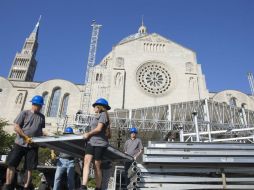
[
  {"xmin": 88, "ymin": 112, "xmax": 109, "ymax": 147},
  {"xmin": 14, "ymin": 110, "xmax": 45, "ymax": 147},
  {"xmin": 124, "ymin": 138, "xmax": 143, "ymax": 157}
]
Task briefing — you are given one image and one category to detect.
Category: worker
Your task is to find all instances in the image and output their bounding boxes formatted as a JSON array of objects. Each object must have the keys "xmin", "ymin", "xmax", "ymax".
[
  {"xmin": 80, "ymin": 98, "xmax": 111, "ymax": 190},
  {"xmin": 52, "ymin": 127, "xmax": 76, "ymax": 190},
  {"xmin": 3, "ymin": 95, "xmax": 45, "ymax": 190},
  {"xmin": 124, "ymin": 127, "xmax": 143, "ymax": 186}
]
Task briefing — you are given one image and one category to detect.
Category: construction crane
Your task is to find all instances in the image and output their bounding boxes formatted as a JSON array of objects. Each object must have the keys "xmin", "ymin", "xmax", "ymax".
[
  {"xmin": 81, "ymin": 21, "xmax": 102, "ymax": 113},
  {"xmin": 248, "ymin": 72, "xmax": 254, "ymax": 96}
]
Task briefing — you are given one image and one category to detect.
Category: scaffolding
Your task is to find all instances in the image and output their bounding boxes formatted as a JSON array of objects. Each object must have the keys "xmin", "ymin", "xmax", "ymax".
[
  {"xmin": 59, "ymin": 99, "xmax": 254, "ymax": 144},
  {"xmin": 81, "ymin": 21, "xmax": 102, "ymax": 113},
  {"xmin": 248, "ymin": 72, "xmax": 254, "ymax": 96}
]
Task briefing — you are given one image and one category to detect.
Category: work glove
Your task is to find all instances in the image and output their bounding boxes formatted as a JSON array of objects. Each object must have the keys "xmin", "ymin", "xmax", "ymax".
[
  {"xmin": 23, "ymin": 136, "xmax": 33, "ymax": 144},
  {"xmin": 51, "ymin": 151, "xmax": 57, "ymax": 160}
]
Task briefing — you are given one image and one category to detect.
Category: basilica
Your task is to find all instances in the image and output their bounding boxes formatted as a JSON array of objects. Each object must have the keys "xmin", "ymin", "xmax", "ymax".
[{"xmin": 0, "ymin": 19, "xmax": 253, "ymax": 132}]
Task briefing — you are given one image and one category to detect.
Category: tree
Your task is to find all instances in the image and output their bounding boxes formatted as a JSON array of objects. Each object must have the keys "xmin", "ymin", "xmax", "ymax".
[{"xmin": 0, "ymin": 119, "xmax": 15, "ymax": 154}]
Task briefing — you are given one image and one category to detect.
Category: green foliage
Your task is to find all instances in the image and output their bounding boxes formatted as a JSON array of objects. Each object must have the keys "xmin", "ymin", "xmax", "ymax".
[
  {"xmin": 38, "ymin": 147, "xmax": 52, "ymax": 165},
  {"xmin": 0, "ymin": 119, "xmax": 15, "ymax": 154},
  {"xmin": 32, "ymin": 147, "xmax": 52, "ymax": 187},
  {"xmin": 88, "ymin": 178, "xmax": 96, "ymax": 188},
  {"xmin": 32, "ymin": 170, "xmax": 41, "ymax": 188}
]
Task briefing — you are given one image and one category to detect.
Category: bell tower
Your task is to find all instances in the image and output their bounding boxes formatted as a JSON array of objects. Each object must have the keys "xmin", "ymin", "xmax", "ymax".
[{"xmin": 8, "ymin": 16, "xmax": 41, "ymax": 81}]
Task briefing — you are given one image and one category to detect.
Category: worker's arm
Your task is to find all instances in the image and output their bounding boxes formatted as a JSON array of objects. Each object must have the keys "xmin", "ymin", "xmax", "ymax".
[
  {"xmin": 42, "ymin": 130, "xmax": 48, "ymax": 136},
  {"xmin": 13, "ymin": 111, "xmax": 26, "ymax": 138},
  {"xmin": 14, "ymin": 124, "xmax": 27, "ymax": 138},
  {"xmin": 133, "ymin": 149, "xmax": 143, "ymax": 160},
  {"xmin": 133, "ymin": 139, "xmax": 144, "ymax": 160},
  {"xmin": 14, "ymin": 124, "xmax": 32, "ymax": 144},
  {"xmin": 83, "ymin": 123, "xmax": 104, "ymax": 139}
]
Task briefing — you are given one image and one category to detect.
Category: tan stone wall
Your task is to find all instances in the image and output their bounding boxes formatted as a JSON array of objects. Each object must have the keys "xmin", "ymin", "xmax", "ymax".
[
  {"xmin": 211, "ymin": 90, "xmax": 254, "ymax": 110},
  {"xmin": 0, "ymin": 77, "xmax": 82, "ymax": 126},
  {"xmin": 91, "ymin": 33, "xmax": 209, "ymax": 110}
]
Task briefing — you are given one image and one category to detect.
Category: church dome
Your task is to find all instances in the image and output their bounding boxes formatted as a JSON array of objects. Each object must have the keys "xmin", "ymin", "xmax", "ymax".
[
  {"xmin": 118, "ymin": 32, "xmax": 147, "ymax": 44},
  {"xmin": 118, "ymin": 21, "xmax": 148, "ymax": 44}
]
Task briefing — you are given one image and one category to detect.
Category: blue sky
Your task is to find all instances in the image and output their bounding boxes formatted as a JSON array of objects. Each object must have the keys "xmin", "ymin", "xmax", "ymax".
[{"xmin": 0, "ymin": 0, "xmax": 253, "ymax": 94}]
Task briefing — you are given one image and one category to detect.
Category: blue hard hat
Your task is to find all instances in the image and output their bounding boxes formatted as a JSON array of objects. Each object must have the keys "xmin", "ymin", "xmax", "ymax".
[
  {"xmin": 130, "ymin": 127, "xmax": 138, "ymax": 134},
  {"xmin": 30, "ymin": 95, "xmax": 44, "ymax": 106},
  {"xmin": 64, "ymin": 127, "xmax": 74, "ymax": 134},
  {"xmin": 92, "ymin": 98, "xmax": 111, "ymax": 110}
]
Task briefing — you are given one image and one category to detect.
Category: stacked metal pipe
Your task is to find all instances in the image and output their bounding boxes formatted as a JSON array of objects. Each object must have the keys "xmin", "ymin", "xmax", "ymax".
[{"xmin": 127, "ymin": 141, "xmax": 254, "ymax": 190}]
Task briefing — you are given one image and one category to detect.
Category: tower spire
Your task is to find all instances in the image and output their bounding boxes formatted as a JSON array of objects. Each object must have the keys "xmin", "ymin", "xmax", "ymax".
[
  {"xmin": 31, "ymin": 15, "xmax": 41, "ymax": 38},
  {"xmin": 138, "ymin": 15, "xmax": 147, "ymax": 35},
  {"xmin": 8, "ymin": 17, "xmax": 40, "ymax": 81}
]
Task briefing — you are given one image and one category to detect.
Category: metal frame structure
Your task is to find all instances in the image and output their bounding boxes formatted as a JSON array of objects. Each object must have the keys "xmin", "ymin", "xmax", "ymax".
[
  {"xmin": 59, "ymin": 99, "xmax": 254, "ymax": 144},
  {"xmin": 248, "ymin": 72, "xmax": 254, "ymax": 96},
  {"xmin": 112, "ymin": 165, "xmax": 126, "ymax": 190},
  {"xmin": 81, "ymin": 21, "xmax": 102, "ymax": 113}
]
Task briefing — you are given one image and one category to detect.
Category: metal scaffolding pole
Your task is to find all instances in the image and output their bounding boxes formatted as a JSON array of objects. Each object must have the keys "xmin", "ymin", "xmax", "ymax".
[
  {"xmin": 204, "ymin": 99, "xmax": 212, "ymax": 142},
  {"xmin": 81, "ymin": 21, "xmax": 102, "ymax": 113},
  {"xmin": 192, "ymin": 111, "xmax": 200, "ymax": 142},
  {"xmin": 248, "ymin": 72, "xmax": 254, "ymax": 96}
]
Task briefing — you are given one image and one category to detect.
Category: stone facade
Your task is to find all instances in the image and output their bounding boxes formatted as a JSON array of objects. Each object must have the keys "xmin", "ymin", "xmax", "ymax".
[
  {"xmin": 0, "ymin": 76, "xmax": 82, "ymax": 133},
  {"xmin": 1, "ymin": 21, "xmax": 254, "ymax": 134}
]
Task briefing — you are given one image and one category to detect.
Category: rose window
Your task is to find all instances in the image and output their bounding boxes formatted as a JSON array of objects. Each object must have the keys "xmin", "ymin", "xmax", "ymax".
[{"xmin": 136, "ymin": 62, "xmax": 171, "ymax": 95}]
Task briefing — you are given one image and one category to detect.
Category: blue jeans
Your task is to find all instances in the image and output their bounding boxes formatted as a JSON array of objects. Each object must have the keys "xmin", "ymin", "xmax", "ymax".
[{"xmin": 53, "ymin": 158, "xmax": 75, "ymax": 190}]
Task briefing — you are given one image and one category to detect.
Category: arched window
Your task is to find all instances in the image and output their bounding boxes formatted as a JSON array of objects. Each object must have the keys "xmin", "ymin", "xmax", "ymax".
[
  {"xmin": 188, "ymin": 77, "xmax": 195, "ymax": 88},
  {"xmin": 222, "ymin": 102, "xmax": 227, "ymax": 106},
  {"xmin": 59, "ymin": 94, "xmax": 69, "ymax": 118},
  {"xmin": 114, "ymin": 72, "xmax": 123, "ymax": 87},
  {"xmin": 48, "ymin": 88, "xmax": 61, "ymax": 117},
  {"xmin": 241, "ymin": 103, "xmax": 247, "ymax": 109},
  {"xmin": 229, "ymin": 97, "xmax": 237, "ymax": 107},
  {"xmin": 41, "ymin": 92, "xmax": 49, "ymax": 114},
  {"xmin": 15, "ymin": 93, "xmax": 23, "ymax": 104},
  {"xmin": 95, "ymin": 73, "xmax": 100, "ymax": 81},
  {"xmin": 99, "ymin": 73, "xmax": 103, "ymax": 81},
  {"xmin": 116, "ymin": 57, "xmax": 124, "ymax": 68}
]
